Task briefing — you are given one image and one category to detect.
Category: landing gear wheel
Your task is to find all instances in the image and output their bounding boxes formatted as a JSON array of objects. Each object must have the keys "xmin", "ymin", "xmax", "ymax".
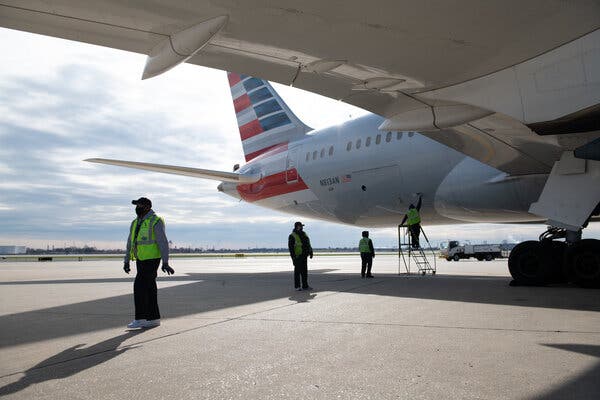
[
  {"xmin": 565, "ymin": 239, "xmax": 600, "ymax": 288},
  {"xmin": 543, "ymin": 240, "xmax": 567, "ymax": 284},
  {"xmin": 508, "ymin": 241, "xmax": 547, "ymax": 286},
  {"xmin": 453, "ymin": 254, "xmax": 460, "ymax": 262}
]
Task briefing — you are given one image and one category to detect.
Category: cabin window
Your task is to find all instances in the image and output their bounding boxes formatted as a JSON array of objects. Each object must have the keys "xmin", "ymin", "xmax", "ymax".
[
  {"xmin": 397, "ymin": 132, "xmax": 403, "ymax": 140},
  {"xmin": 408, "ymin": 132, "xmax": 415, "ymax": 138},
  {"xmin": 312, "ymin": 150, "xmax": 318, "ymax": 160},
  {"xmin": 306, "ymin": 152, "xmax": 310, "ymax": 162},
  {"xmin": 346, "ymin": 141, "xmax": 352, "ymax": 151},
  {"xmin": 356, "ymin": 138, "xmax": 361, "ymax": 149},
  {"xmin": 320, "ymin": 148, "xmax": 325, "ymax": 158},
  {"xmin": 386, "ymin": 131, "xmax": 392, "ymax": 142},
  {"xmin": 375, "ymin": 134, "xmax": 381, "ymax": 145},
  {"xmin": 329, "ymin": 146, "xmax": 334, "ymax": 156},
  {"xmin": 365, "ymin": 137, "xmax": 371, "ymax": 147}
]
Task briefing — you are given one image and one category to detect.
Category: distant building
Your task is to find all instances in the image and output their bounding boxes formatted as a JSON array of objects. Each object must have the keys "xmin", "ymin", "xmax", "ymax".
[{"xmin": 0, "ymin": 245, "xmax": 27, "ymax": 255}]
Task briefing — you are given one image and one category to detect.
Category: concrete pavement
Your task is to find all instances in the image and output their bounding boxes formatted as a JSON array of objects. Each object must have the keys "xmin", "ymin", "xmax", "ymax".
[{"xmin": 0, "ymin": 255, "xmax": 598, "ymax": 399}]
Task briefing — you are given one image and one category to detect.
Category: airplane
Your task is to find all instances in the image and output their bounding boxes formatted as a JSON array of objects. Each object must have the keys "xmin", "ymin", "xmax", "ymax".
[{"xmin": 1, "ymin": 1, "xmax": 598, "ymax": 287}]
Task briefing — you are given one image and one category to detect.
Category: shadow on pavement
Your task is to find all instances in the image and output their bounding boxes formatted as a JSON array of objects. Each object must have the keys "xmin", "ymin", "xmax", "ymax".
[
  {"xmin": 533, "ymin": 344, "xmax": 600, "ymax": 400},
  {"xmin": 0, "ymin": 330, "xmax": 143, "ymax": 395},
  {"xmin": 1, "ymin": 270, "xmax": 599, "ymax": 349},
  {"xmin": 288, "ymin": 291, "xmax": 317, "ymax": 303}
]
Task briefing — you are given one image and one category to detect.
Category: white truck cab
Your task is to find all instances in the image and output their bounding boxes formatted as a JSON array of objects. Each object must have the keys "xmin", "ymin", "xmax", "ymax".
[{"xmin": 440, "ymin": 241, "xmax": 503, "ymax": 262}]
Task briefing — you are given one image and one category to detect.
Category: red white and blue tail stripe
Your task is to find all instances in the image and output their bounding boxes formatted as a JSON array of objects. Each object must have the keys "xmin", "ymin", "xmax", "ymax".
[{"xmin": 227, "ymin": 72, "xmax": 312, "ymax": 161}]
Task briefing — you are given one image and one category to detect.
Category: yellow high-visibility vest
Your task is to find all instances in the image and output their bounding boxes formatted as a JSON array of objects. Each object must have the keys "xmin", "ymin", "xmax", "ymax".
[
  {"xmin": 129, "ymin": 215, "xmax": 163, "ymax": 261},
  {"xmin": 407, "ymin": 209, "xmax": 421, "ymax": 226},
  {"xmin": 291, "ymin": 232, "xmax": 303, "ymax": 256},
  {"xmin": 359, "ymin": 238, "xmax": 371, "ymax": 253}
]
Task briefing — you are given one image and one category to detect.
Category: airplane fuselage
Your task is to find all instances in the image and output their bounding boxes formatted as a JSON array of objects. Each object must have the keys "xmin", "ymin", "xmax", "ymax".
[{"xmin": 220, "ymin": 114, "xmax": 549, "ymax": 227}]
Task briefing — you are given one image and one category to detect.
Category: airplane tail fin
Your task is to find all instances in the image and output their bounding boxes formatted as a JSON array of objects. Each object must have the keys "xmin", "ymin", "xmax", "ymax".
[{"xmin": 227, "ymin": 72, "xmax": 312, "ymax": 162}]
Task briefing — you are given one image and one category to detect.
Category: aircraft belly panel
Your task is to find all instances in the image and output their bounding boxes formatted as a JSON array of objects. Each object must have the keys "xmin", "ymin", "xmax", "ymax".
[{"xmin": 253, "ymin": 188, "xmax": 318, "ymax": 209}]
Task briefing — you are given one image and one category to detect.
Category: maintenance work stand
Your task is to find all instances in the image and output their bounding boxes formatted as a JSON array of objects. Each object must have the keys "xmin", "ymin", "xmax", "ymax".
[{"xmin": 398, "ymin": 225, "xmax": 437, "ymax": 275}]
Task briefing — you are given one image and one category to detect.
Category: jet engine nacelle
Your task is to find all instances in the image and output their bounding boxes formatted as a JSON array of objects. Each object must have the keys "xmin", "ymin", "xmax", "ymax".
[{"xmin": 434, "ymin": 158, "xmax": 547, "ymax": 223}]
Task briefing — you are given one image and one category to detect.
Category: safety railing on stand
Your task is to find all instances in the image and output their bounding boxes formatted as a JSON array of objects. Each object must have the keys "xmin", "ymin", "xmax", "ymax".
[{"xmin": 398, "ymin": 225, "xmax": 437, "ymax": 275}]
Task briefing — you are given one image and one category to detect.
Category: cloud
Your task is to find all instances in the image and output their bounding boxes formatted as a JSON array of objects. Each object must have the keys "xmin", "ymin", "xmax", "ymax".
[
  {"xmin": 1, "ymin": 28, "xmax": 598, "ymax": 251},
  {"xmin": 0, "ymin": 29, "xmax": 363, "ymax": 249}
]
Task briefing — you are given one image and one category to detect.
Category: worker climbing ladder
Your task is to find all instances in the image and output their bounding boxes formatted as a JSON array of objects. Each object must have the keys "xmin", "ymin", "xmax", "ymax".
[{"xmin": 397, "ymin": 225, "xmax": 437, "ymax": 275}]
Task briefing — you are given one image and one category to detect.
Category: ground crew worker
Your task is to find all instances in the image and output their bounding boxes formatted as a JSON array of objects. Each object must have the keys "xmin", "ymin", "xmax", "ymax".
[
  {"xmin": 359, "ymin": 231, "xmax": 375, "ymax": 278},
  {"xmin": 288, "ymin": 221, "xmax": 313, "ymax": 291},
  {"xmin": 123, "ymin": 197, "xmax": 174, "ymax": 329},
  {"xmin": 401, "ymin": 195, "xmax": 423, "ymax": 249}
]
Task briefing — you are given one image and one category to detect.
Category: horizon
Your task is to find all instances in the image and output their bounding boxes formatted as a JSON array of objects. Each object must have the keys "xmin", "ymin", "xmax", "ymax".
[{"xmin": 1, "ymin": 28, "xmax": 599, "ymax": 249}]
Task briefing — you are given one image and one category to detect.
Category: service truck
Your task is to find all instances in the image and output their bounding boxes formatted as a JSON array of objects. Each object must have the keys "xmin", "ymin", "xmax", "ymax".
[{"xmin": 440, "ymin": 241, "xmax": 504, "ymax": 261}]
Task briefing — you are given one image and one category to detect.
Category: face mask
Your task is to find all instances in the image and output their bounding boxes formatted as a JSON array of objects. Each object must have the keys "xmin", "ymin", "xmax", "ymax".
[{"xmin": 135, "ymin": 206, "xmax": 147, "ymax": 217}]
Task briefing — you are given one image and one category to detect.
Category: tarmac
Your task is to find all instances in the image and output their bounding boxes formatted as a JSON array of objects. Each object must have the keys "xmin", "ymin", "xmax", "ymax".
[{"xmin": 0, "ymin": 255, "xmax": 598, "ymax": 399}]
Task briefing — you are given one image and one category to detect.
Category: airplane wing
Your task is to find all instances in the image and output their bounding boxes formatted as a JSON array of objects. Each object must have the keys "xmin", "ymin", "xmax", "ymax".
[
  {"xmin": 2, "ymin": 1, "xmax": 600, "ymax": 175},
  {"xmin": 420, "ymin": 114, "xmax": 571, "ymax": 175},
  {"xmin": 85, "ymin": 158, "xmax": 260, "ymax": 183}
]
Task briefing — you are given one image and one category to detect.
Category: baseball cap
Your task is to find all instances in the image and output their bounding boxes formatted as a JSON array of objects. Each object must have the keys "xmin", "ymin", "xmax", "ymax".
[
  {"xmin": 294, "ymin": 221, "xmax": 304, "ymax": 227},
  {"xmin": 132, "ymin": 197, "xmax": 152, "ymax": 207}
]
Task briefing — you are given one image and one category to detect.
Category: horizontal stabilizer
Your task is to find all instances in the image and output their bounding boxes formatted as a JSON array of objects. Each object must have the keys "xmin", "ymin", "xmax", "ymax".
[{"xmin": 85, "ymin": 158, "xmax": 260, "ymax": 183}]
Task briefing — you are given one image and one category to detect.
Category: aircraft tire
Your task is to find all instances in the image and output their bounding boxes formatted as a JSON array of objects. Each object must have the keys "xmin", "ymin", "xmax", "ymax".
[
  {"xmin": 542, "ymin": 240, "xmax": 567, "ymax": 284},
  {"xmin": 565, "ymin": 239, "xmax": 600, "ymax": 288},
  {"xmin": 508, "ymin": 241, "xmax": 548, "ymax": 286}
]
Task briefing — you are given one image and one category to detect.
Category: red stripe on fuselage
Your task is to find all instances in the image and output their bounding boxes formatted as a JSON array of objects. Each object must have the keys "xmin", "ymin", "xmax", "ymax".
[
  {"xmin": 234, "ymin": 93, "xmax": 251, "ymax": 113},
  {"xmin": 228, "ymin": 73, "xmax": 241, "ymax": 87},
  {"xmin": 236, "ymin": 168, "xmax": 308, "ymax": 202},
  {"xmin": 244, "ymin": 142, "xmax": 288, "ymax": 162},
  {"xmin": 239, "ymin": 119, "xmax": 264, "ymax": 140}
]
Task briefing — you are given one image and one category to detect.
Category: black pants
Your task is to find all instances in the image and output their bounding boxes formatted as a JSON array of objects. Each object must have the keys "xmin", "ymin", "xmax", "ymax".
[
  {"xmin": 409, "ymin": 223, "xmax": 421, "ymax": 248},
  {"xmin": 292, "ymin": 256, "xmax": 309, "ymax": 289},
  {"xmin": 360, "ymin": 253, "xmax": 373, "ymax": 277},
  {"xmin": 134, "ymin": 258, "xmax": 161, "ymax": 320}
]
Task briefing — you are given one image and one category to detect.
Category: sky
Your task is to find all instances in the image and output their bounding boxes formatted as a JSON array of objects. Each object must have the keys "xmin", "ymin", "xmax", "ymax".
[{"xmin": 1, "ymin": 28, "xmax": 598, "ymax": 250}]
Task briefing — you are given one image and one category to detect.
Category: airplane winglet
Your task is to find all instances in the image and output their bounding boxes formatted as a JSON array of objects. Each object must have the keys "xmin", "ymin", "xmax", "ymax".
[{"xmin": 84, "ymin": 158, "xmax": 260, "ymax": 183}]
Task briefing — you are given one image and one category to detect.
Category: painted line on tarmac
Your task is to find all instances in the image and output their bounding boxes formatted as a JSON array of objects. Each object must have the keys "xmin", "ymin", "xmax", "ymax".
[{"xmin": 237, "ymin": 317, "xmax": 600, "ymax": 335}]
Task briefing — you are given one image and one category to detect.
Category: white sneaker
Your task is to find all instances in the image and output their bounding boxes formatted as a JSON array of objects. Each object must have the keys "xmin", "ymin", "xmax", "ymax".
[
  {"xmin": 127, "ymin": 319, "xmax": 146, "ymax": 329},
  {"xmin": 143, "ymin": 319, "xmax": 161, "ymax": 328}
]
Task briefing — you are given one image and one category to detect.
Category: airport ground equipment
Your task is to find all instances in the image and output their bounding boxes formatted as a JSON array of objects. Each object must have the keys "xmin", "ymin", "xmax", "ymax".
[
  {"xmin": 440, "ymin": 241, "xmax": 503, "ymax": 262},
  {"xmin": 398, "ymin": 225, "xmax": 436, "ymax": 275}
]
